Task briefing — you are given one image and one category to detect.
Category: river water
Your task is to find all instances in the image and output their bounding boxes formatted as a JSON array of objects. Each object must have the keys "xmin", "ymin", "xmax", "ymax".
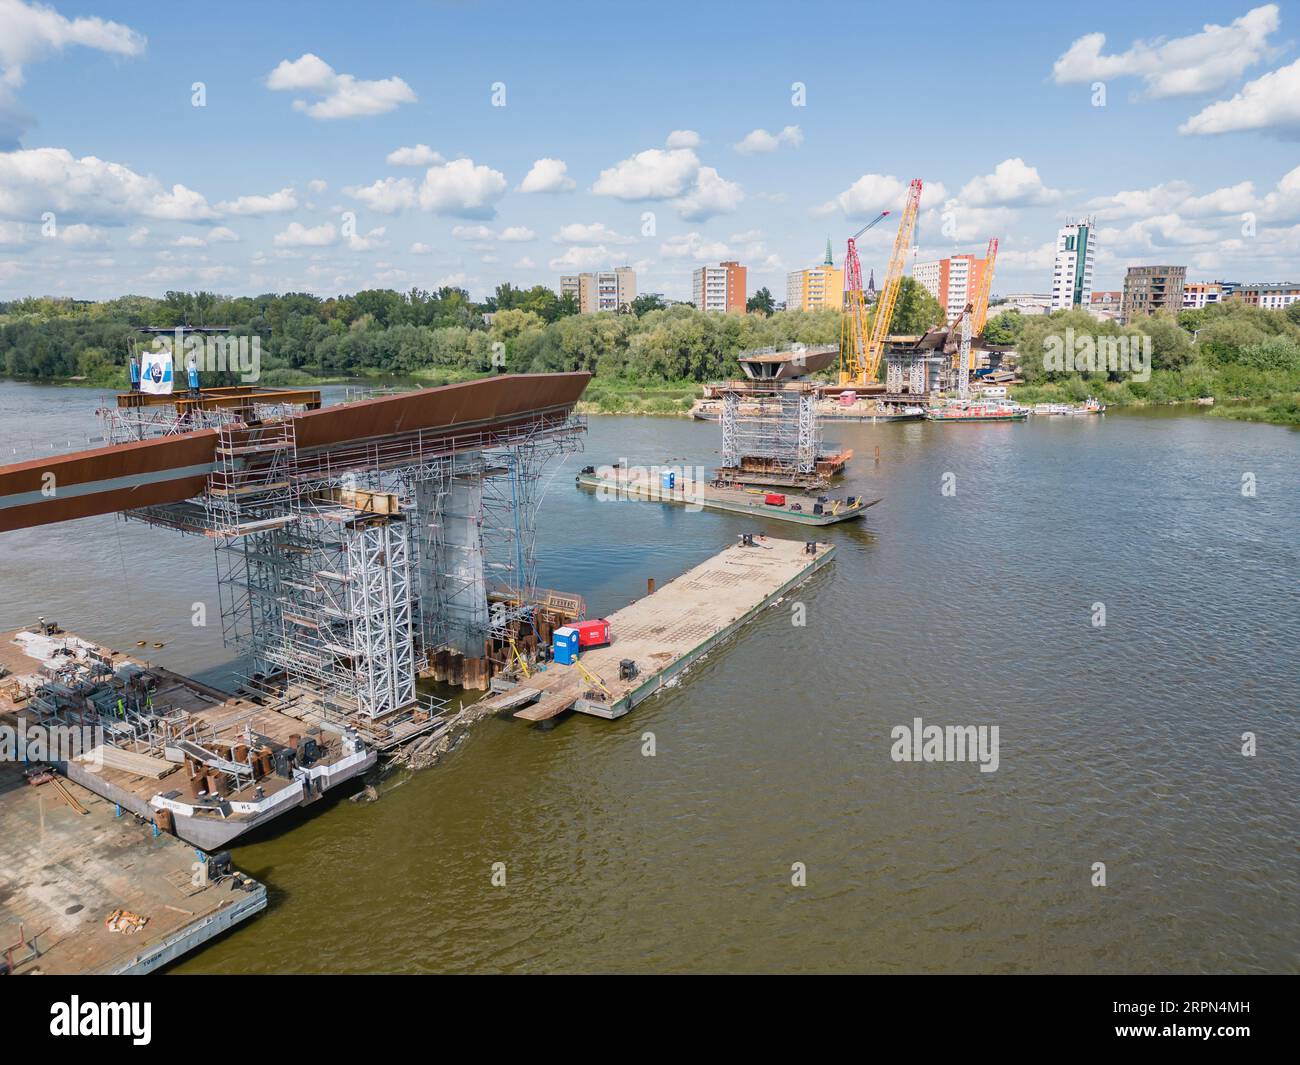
[{"xmin": 1, "ymin": 380, "xmax": 1296, "ymax": 974}]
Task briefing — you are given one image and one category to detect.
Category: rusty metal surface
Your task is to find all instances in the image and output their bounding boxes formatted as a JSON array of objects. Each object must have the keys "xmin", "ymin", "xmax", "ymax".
[{"xmin": 0, "ymin": 373, "xmax": 591, "ymax": 533}]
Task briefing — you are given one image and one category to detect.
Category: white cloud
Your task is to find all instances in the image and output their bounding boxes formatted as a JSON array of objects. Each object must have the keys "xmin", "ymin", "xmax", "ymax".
[
  {"xmin": 548, "ymin": 245, "xmax": 614, "ymax": 271},
  {"xmin": 1052, "ymin": 5, "xmax": 1281, "ymax": 97},
  {"xmin": 1087, "ymin": 180, "xmax": 1194, "ymax": 219},
  {"xmin": 1179, "ymin": 56, "xmax": 1300, "ymax": 136},
  {"xmin": 514, "ymin": 256, "xmax": 536, "ymax": 269},
  {"xmin": 208, "ymin": 226, "xmax": 239, "ymax": 242},
  {"xmin": 409, "ymin": 242, "xmax": 433, "ymax": 254},
  {"xmin": 921, "ymin": 202, "xmax": 1017, "ymax": 243},
  {"xmin": 127, "ymin": 226, "xmax": 149, "ymax": 246},
  {"xmin": 675, "ymin": 166, "xmax": 744, "ymax": 220},
  {"xmin": 307, "ymin": 178, "xmax": 328, "ymax": 194},
  {"xmin": 454, "ymin": 223, "xmax": 535, "ymax": 243},
  {"xmin": 58, "ymin": 222, "xmax": 106, "ymax": 247},
  {"xmin": 666, "ymin": 130, "xmax": 701, "ymax": 149},
  {"xmin": 273, "ymin": 221, "xmax": 336, "ymax": 247},
  {"xmin": 172, "ymin": 234, "xmax": 205, "ymax": 247},
  {"xmin": 958, "ymin": 158, "xmax": 1060, "ymax": 207},
  {"xmin": 387, "ymin": 143, "xmax": 442, "ymax": 167},
  {"xmin": 819, "ymin": 173, "xmax": 945, "ymax": 219},
  {"xmin": 592, "ymin": 147, "xmax": 700, "ymax": 200},
  {"xmin": 518, "ymin": 157, "xmax": 575, "ymax": 193},
  {"xmin": 660, "ymin": 232, "xmax": 733, "ymax": 261},
  {"xmin": 433, "ymin": 271, "xmax": 469, "ymax": 288},
  {"xmin": 554, "ymin": 222, "xmax": 633, "ymax": 245},
  {"xmin": 0, "ymin": 147, "xmax": 216, "ymax": 222},
  {"xmin": 417, "ymin": 158, "xmax": 507, "ymax": 218},
  {"xmin": 734, "ymin": 125, "xmax": 803, "ymax": 153},
  {"xmin": 0, "ymin": 219, "xmax": 26, "ymax": 246},
  {"xmin": 216, "ymin": 187, "xmax": 298, "ymax": 216},
  {"xmin": 347, "ymin": 225, "xmax": 386, "ymax": 252},
  {"xmin": 0, "ymin": 0, "xmax": 146, "ymax": 145},
  {"xmin": 1098, "ymin": 213, "xmax": 1220, "ymax": 252},
  {"xmin": 1183, "ymin": 181, "xmax": 1258, "ymax": 215},
  {"xmin": 345, "ymin": 176, "xmax": 417, "ymax": 213},
  {"xmin": 265, "ymin": 53, "xmax": 417, "ymax": 119}
]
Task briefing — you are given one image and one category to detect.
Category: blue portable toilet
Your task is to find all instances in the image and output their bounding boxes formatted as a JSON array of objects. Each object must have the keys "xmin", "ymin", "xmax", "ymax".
[
  {"xmin": 661, "ymin": 470, "xmax": 676, "ymax": 490},
  {"xmin": 553, "ymin": 626, "xmax": 580, "ymax": 665}
]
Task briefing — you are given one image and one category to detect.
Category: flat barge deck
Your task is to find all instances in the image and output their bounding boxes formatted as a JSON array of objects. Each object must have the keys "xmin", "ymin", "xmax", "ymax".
[
  {"xmin": 0, "ymin": 760, "xmax": 266, "ymax": 974},
  {"xmin": 576, "ymin": 466, "xmax": 876, "ymax": 527},
  {"xmin": 481, "ymin": 536, "xmax": 835, "ymax": 722}
]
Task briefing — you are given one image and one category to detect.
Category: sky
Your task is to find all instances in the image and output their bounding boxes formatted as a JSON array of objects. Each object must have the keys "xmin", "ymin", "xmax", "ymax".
[{"xmin": 0, "ymin": 0, "xmax": 1298, "ymax": 303}]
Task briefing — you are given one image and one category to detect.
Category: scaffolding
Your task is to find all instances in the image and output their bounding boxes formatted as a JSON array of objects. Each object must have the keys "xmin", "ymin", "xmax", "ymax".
[
  {"xmin": 717, "ymin": 381, "xmax": 821, "ymax": 488},
  {"xmin": 122, "ymin": 399, "xmax": 586, "ymax": 719}
]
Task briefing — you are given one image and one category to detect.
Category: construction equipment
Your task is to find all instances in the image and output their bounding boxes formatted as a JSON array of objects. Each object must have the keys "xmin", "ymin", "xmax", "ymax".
[
  {"xmin": 947, "ymin": 237, "xmax": 1000, "ymax": 395},
  {"xmin": 574, "ymin": 659, "xmax": 613, "ymax": 700},
  {"xmin": 840, "ymin": 178, "xmax": 923, "ymax": 386},
  {"xmin": 839, "ymin": 211, "xmax": 891, "ymax": 388}
]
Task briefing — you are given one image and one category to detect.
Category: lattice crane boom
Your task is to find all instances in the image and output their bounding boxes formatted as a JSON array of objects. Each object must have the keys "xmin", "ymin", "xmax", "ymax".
[
  {"xmin": 839, "ymin": 178, "xmax": 923, "ymax": 386},
  {"xmin": 839, "ymin": 210, "xmax": 890, "ymax": 387}
]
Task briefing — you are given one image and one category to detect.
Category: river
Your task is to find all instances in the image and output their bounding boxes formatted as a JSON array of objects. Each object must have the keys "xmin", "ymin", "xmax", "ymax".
[{"xmin": 1, "ymin": 380, "xmax": 1296, "ymax": 973}]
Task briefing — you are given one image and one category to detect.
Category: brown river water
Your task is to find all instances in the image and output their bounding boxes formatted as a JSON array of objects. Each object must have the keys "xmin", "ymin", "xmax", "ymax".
[{"xmin": 1, "ymin": 381, "xmax": 1296, "ymax": 973}]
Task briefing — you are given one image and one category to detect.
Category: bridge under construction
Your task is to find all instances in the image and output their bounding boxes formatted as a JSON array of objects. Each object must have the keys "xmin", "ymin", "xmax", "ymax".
[{"xmin": 0, "ymin": 375, "xmax": 589, "ymax": 838}]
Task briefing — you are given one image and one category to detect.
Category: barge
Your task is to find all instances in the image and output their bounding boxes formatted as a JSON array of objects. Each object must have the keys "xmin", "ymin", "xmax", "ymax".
[
  {"xmin": 1, "ymin": 629, "xmax": 377, "ymax": 850},
  {"xmin": 576, "ymin": 465, "xmax": 877, "ymax": 526},
  {"xmin": 482, "ymin": 536, "xmax": 835, "ymax": 722}
]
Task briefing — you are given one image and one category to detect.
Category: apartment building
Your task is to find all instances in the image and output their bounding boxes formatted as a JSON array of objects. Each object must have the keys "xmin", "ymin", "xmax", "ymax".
[
  {"xmin": 692, "ymin": 260, "xmax": 747, "ymax": 313},
  {"xmin": 558, "ymin": 266, "xmax": 637, "ymax": 313},
  {"xmin": 1050, "ymin": 220, "xmax": 1096, "ymax": 310},
  {"xmin": 913, "ymin": 253, "xmax": 990, "ymax": 324},
  {"xmin": 1182, "ymin": 282, "xmax": 1227, "ymax": 309},
  {"xmin": 786, "ymin": 241, "xmax": 842, "ymax": 312},
  {"xmin": 1088, "ymin": 290, "xmax": 1123, "ymax": 320},
  {"xmin": 1121, "ymin": 265, "xmax": 1187, "ymax": 322},
  {"xmin": 1231, "ymin": 282, "xmax": 1300, "ymax": 310}
]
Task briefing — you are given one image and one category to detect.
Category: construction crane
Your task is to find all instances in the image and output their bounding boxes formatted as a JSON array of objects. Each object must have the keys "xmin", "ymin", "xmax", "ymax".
[
  {"xmin": 839, "ymin": 210, "xmax": 890, "ymax": 388},
  {"xmin": 949, "ymin": 237, "xmax": 1000, "ymax": 381},
  {"xmin": 839, "ymin": 178, "xmax": 923, "ymax": 386}
]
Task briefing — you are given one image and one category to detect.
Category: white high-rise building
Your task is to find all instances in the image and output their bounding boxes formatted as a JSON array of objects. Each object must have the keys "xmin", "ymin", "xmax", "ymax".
[{"xmin": 1051, "ymin": 220, "xmax": 1096, "ymax": 310}]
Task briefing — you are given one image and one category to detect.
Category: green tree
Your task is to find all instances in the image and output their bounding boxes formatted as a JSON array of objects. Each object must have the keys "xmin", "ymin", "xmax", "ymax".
[
  {"xmin": 881, "ymin": 277, "xmax": 944, "ymax": 336},
  {"xmin": 746, "ymin": 287, "xmax": 776, "ymax": 315},
  {"xmin": 630, "ymin": 293, "xmax": 667, "ymax": 316}
]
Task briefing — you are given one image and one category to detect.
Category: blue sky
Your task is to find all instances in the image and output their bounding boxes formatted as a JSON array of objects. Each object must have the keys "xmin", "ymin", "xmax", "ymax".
[{"xmin": 1, "ymin": 0, "xmax": 1298, "ymax": 302}]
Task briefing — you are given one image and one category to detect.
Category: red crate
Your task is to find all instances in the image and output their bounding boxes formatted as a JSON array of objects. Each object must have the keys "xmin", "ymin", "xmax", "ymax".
[
  {"xmin": 574, "ymin": 619, "xmax": 610, "ymax": 647},
  {"xmin": 764, "ymin": 493, "xmax": 786, "ymax": 506}
]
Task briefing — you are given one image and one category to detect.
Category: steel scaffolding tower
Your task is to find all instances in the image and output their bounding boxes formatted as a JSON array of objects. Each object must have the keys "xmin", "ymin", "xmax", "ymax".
[
  {"xmin": 123, "ymin": 397, "xmax": 586, "ymax": 716},
  {"xmin": 718, "ymin": 382, "xmax": 820, "ymax": 483}
]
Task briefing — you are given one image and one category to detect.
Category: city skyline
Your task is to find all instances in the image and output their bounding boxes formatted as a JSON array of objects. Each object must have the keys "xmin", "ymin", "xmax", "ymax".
[{"xmin": 1, "ymin": 0, "xmax": 1298, "ymax": 303}]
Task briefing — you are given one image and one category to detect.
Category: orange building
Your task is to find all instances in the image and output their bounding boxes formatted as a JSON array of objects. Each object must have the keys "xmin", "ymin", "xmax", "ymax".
[{"xmin": 693, "ymin": 260, "xmax": 747, "ymax": 312}]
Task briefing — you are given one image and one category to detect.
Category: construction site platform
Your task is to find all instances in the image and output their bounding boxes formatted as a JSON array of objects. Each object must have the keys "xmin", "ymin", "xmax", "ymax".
[
  {"xmin": 481, "ymin": 536, "xmax": 835, "ymax": 722},
  {"xmin": 576, "ymin": 467, "xmax": 876, "ymax": 527},
  {"xmin": 0, "ymin": 760, "xmax": 266, "ymax": 974},
  {"xmin": 1, "ymin": 630, "xmax": 377, "ymax": 851}
]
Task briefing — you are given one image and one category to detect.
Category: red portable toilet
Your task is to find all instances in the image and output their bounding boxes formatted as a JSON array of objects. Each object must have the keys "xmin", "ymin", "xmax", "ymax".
[{"xmin": 574, "ymin": 618, "xmax": 611, "ymax": 648}]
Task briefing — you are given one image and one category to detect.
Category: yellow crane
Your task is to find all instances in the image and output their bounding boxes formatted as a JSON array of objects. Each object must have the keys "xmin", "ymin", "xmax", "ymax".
[
  {"xmin": 840, "ymin": 178, "xmax": 923, "ymax": 387},
  {"xmin": 948, "ymin": 237, "xmax": 999, "ymax": 378}
]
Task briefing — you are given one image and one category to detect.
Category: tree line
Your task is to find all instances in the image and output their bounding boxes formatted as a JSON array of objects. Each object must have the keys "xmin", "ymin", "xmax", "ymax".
[{"xmin": 0, "ymin": 277, "xmax": 947, "ymax": 386}]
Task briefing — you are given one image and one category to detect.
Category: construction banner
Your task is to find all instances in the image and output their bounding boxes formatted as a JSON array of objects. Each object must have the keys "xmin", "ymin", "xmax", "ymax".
[{"xmin": 140, "ymin": 347, "xmax": 174, "ymax": 395}]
